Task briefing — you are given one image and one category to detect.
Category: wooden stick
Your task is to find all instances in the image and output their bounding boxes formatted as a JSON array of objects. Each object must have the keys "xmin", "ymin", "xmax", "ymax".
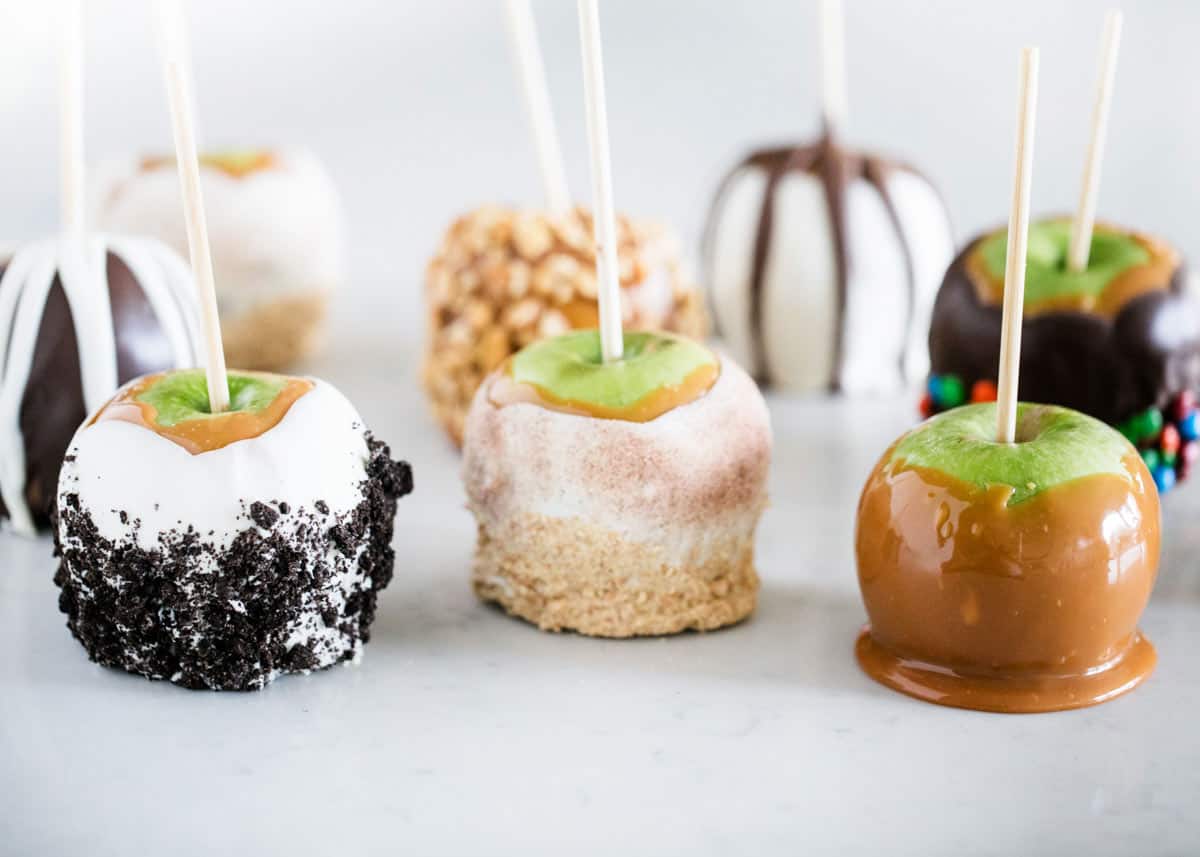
[
  {"xmin": 576, "ymin": 0, "xmax": 623, "ymax": 363},
  {"xmin": 59, "ymin": 0, "xmax": 85, "ymax": 237},
  {"xmin": 1068, "ymin": 10, "xmax": 1122, "ymax": 273},
  {"xmin": 163, "ymin": 61, "xmax": 229, "ymax": 413},
  {"xmin": 996, "ymin": 47, "xmax": 1039, "ymax": 444},
  {"xmin": 820, "ymin": 0, "xmax": 848, "ymax": 137},
  {"xmin": 505, "ymin": 0, "xmax": 571, "ymax": 216}
]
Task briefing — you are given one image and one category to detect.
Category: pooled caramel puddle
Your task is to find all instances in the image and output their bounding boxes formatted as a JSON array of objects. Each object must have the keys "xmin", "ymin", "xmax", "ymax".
[
  {"xmin": 91, "ymin": 374, "xmax": 313, "ymax": 454},
  {"xmin": 855, "ymin": 455, "xmax": 1160, "ymax": 713},
  {"xmin": 488, "ymin": 360, "xmax": 719, "ymax": 422},
  {"xmin": 966, "ymin": 228, "xmax": 1180, "ymax": 319}
]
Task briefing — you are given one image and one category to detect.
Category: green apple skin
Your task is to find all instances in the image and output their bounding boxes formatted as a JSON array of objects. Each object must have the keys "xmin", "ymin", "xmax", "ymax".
[
  {"xmin": 891, "ymin": 402, "xmax": 1138, "ymax": 505},
  {"xmin": 977, "ymin": 219, "xmax": 1149, "ymax": 306},
  {"xmin": 137, "ymin": 370, "xmax": 288, "ymax": 427},
  {"xmin": 509, "ymin": 330, "xmax": 718, "ymax": 411}
]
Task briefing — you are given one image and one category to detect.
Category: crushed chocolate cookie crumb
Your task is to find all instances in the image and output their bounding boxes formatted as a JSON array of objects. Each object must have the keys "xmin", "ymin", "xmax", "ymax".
[{"xmin": 249, "ymin": 501, "xmax": 280, "ymax": 530}]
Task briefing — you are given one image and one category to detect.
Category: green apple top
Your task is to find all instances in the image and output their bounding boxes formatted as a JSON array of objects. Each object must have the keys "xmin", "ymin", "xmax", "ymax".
[
  {"xmin": 489, "ymin": 329, "xmax": 720, "ymax": 422},
  {"xmin": 91, "ymin": 369, "xmax": 313, "ymax": 454},
  {"xmin": 967, "ymin": 219, "xmax": 1179, "ymax": 318},
  {"xmin": 891, "ymin": 402, "xmax": 1139, "ymax": 505}
]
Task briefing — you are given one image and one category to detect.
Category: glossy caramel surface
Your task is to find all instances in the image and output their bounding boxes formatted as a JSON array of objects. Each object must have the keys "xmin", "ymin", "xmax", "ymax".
[
  {"xmin": 487, "ymin": 361, "xmax": 719, "ymax": 423},
  {"xmin": 91, "ymin": 374, "xmax": 314, "ymax": 455},
  {"xmin": 855, "ymin": 452, "xmax": 1160, "ymax": 713}
]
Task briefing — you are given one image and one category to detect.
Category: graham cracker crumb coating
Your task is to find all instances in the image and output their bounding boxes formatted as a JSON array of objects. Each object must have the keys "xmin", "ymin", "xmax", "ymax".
[
  {"xmin": 472, "ymin": 513, "xmax": 759, "ymax": 637},
  {"xmin": 221, "ymin": 291, "xmax": 329, "ymax": 371}
]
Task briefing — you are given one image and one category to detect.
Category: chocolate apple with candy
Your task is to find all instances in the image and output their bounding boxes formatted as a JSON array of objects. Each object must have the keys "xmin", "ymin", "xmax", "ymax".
[
  {"xmin": 55, "ymin": 369, "xmax": 411, "ymax": 690},
  {"xmin": 856, "ymin": 402, "xmax": 1159, "ymax": 713},
  {"xmin": 924, "ymin": 14, "xmax": 1200, "ymax": 494},
  {"xmin": 924, "ymin": 218, "xmax": 1200, "ymax": 493},
  {"xmin": 463, "ymin": 329, "xmax": 770, "ymax": 637}
]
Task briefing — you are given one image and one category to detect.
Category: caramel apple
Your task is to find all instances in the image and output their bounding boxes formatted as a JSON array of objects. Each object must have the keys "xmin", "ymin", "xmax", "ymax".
[{"xmin": 855, "ymin": 402, "xmax": 1160, "ymax": 713}]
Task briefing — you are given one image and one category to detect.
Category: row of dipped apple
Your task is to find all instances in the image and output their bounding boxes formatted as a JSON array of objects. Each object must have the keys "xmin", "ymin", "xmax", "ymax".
[{"xmin": 3, "ymin": 4, "xmax": 1177, "ymax": 708}]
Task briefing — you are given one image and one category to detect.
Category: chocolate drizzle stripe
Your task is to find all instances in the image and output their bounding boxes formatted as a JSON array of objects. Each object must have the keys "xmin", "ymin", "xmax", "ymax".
[
  {"xmin": 705, "ymin": 135, "xmax": 945, "ymax": 390},
  {"xmin": 864, "ymin": 158, "xmax": 918, "ymax": 380},
  {"xmin": 816, "ymin": 132, "xmax": 851, "ymax": 392}
]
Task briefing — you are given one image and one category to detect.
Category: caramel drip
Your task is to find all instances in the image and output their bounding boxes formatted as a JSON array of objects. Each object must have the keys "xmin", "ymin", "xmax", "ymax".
[
  {"xmin": 488, "ymin": 361, "xmax": 719, "ymax": 422},
  {"xmin": 966, "ymin": 225, "xmax": 1180, "ymax": 319},
  {"xmin": 140, "ymin": 150, "xmax": 277, "ymax": 179},
  {"xmin": 91, "ymin": 374, "xmax": 314, "ymax": 454},
  {"xmin": 855, "ymin": 454, "xmax": 1160, "ymax": 713},
  {"xmin": 559, "ymin": 298, "xmax": 600, "ymax": 329}
]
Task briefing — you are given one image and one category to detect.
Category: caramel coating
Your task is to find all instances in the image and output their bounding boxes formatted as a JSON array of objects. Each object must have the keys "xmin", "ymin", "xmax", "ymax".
[
  {"xmin": 92, "ymin": 374, "xmax": 313, "ymax": 455},
  {"xmin": 855, "ymin": 450, "xmax": 1160, "ymax": 713}
]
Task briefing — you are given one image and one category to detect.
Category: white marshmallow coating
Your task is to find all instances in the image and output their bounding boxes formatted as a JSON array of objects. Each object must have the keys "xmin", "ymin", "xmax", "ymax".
[
  {"xmin": 462, "ymin": 354, "xmax": 772, "ymax": 567},
  {"xmin": 90, "ymin": 148, "xmax": 344, "ymax": 319},
  {"xmin": 58, "ymin": 379, "xmax": 369, "ymax": 554}
]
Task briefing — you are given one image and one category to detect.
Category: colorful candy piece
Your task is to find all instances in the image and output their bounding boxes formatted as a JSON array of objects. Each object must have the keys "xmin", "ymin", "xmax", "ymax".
[
  {"xmin": 1122, "ymin": 408, "xmax": 1164, "ymax": 445},
  {"xmin": 1141, "ymin": 448, "xmax": 1161, "ymax": 472},
  {"xmin": 918, "ymin": 392, "xmax": 934, "ymax": 419},
  {"xmin": 970, "ymin": 379, "xmax": 998, "ymax": 403},
  {"xmin": 1161, "ymin": 423, "xmax": 1181, "ymax": 457},
  {"xmin": 939, "ymin": 375, "xmax": 965, "ymax": 409},
  {"xmin": 1179, "ymin": 410, "xmax": 1199, "ymax": 442},
  {"xmin": 1152, "ymin": 463, "xmax": 1177, "ymax": 494}
]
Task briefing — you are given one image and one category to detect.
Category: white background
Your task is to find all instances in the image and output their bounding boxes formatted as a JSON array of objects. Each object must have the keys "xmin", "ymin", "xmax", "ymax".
[{"xmin": 0, "ymin": 0, "xmax": 1196, "ymax": 337}]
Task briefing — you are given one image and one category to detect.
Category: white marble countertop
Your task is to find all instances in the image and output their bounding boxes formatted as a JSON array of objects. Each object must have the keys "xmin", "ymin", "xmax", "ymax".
[{"xmin": 3, "ymin": 337, "xmax": 1199, "ymax": 856}]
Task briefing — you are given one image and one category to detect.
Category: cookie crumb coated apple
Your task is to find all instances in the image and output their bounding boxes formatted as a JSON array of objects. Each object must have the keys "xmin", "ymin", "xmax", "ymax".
[
  {"xmin": 462, "ymin": 330, "xmax": 770, "ymax": 637},
  {"xmin": 54, "ymin": 369, "xmax": 413, "ymax": 691},
  {"xmin": 855, "ymin": 402, "xmax": 1160, "ymax": 713}
]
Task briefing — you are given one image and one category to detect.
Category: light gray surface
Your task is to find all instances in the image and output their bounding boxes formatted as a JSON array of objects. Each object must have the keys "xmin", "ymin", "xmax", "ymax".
[
  {"xmin": 4, "ymin": 2, "xmax": 1200, "ymax": 852},
  {"xmin": 2, "ymin": 334, "xmax": 1200, "ymax": 856}
]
